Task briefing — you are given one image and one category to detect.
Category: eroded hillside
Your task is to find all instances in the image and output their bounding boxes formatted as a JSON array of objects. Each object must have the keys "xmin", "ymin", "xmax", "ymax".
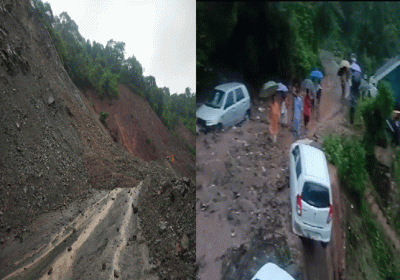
[{"xmin": 0, "ymin": 1, "xmax": 195, "ymax": 279}]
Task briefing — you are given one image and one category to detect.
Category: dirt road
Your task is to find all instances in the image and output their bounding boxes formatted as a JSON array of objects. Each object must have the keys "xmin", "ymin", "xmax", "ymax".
[
  {"xmin": 0, "ymin": 181, "xmax": 158, "ymax": 280},
  {"xmin": 196, "ymin": 50, "xmax": 345, "ymax": 280}
]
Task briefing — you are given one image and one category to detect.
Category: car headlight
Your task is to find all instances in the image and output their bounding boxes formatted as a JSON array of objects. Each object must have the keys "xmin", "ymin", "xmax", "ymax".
[{"xmin": 206, "ymin": 119, "xmax": 218, "ymax": 126}]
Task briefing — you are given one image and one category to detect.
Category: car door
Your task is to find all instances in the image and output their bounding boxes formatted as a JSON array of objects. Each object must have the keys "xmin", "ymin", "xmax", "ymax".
[
  {"xmin": 221, "ymin": 90, "xmax": 237, "ymax": 127},
  {"xmin": 235, "ymin": 87, "xmax": 246, "ymax": 121},
  {"xmin": 290, "ymin": 145, "xmax": 301, "ymax": 213}
]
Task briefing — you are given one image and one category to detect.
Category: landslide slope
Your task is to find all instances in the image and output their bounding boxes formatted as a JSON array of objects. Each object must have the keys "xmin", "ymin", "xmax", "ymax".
[
  {"xmin": 82, "ymin": 85, "xmax": 195, "ymax": 179},
  {"xmin": 0, "ymin": 1, "xmax": 195, "ymax": 278}
]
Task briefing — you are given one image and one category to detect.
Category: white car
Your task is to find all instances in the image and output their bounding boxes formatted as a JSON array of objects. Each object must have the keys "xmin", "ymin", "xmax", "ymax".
[
  {"xmin": 289, "ymin": 142, "xmax": 333, "ymax": 246},
  {"xmin": 251, "ymin": 262, "xmax": 295, "ymax": 280},
  {"xmin": 196, "ymin": 82, "xmax": 251, "ymax": 132}
]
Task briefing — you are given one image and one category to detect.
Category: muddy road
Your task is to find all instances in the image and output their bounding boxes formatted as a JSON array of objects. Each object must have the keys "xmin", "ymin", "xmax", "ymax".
[
  {"xmin": 0, "ymin": 182, "xmax": 157, "ymax": 280},
  {"xmin": 196, "ymin": 50, "xmax": 345, "ymax": 280}
]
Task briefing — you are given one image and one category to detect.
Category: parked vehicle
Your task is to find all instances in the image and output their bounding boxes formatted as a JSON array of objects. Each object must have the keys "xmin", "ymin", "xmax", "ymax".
[
  {"xmin": 196, "ymin": 82, "xmax": 251, "ymax": 132},
  {"xmin": 251, "ymin": 262, "xmax": 295, "ymax": 280},
  {"xmin": 289, "ymin": 141, "xmax": 333, "ymax": 247}
]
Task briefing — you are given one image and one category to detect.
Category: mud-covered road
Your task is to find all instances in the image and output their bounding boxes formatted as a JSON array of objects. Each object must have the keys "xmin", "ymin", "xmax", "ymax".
[
  {"xmin": 0, "ymin": 182, "xmax": 157, "ymax": 280},
  {"xmin": 196, "ymin": 50, "xmax": 345, "ymax": 280}
]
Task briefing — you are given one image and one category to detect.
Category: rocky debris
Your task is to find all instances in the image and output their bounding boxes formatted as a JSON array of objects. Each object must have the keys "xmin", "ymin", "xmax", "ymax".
[
  {"xmin": 138, "ymin": 176, "xmax": 195, "ymax": 279},
  {"xmin": 0, "ymin": 2, "xmax": 195, "ymax": 279},
  {"xmin": 48, "ymin": 96, "xmax": 55, "ymax": 106},
  {"xmin": 159, "ymin": 221, "xmax": 167, "ymax": 234},
  {"xmin": 181, "ymin": 234, "xmax": 190, "ymax": 250}
]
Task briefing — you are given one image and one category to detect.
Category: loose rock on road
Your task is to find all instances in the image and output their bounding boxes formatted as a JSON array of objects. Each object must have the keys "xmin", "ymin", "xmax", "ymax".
[{"xmin": 0, "ymin": 182, "xmax": 158, "ymax": 280}]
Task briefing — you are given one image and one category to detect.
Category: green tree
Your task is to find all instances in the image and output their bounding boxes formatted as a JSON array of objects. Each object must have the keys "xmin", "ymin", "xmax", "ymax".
[
  {"xmin": 361, "ymin": 81, "xmax": 395, "ymax": 156},
  {"xmin": 105, "ymin": 39, "xmax": 125, "ymax": 74}
]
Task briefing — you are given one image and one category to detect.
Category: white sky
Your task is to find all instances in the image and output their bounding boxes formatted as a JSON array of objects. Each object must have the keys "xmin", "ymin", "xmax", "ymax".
[{"xmin": 45, "ymin": 0, "xmax": 195, "ymax": 95}]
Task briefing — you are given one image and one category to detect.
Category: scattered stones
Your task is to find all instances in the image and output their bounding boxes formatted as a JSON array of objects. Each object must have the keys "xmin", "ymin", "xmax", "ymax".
[
  {"xmin": 181, "ymin": 234, "xmax": 190, "ymax": 250},
  {"xmin": 159, "ymin": 221, "xmax": 167, "ymax": 234},
  {"xmin": 129, "ymin": 235, "xmax": 137, "ymax": 242},
  {"xmin": 182, "ymin": 177, "xmax": 191, "ymax": 186},
  {"xmin": 200, "ymin": 203, "xmax": 209, "ymax": 211},
  {"xmin": 48, "ymin": 96, "xmax": 55, "ymax": 106}
]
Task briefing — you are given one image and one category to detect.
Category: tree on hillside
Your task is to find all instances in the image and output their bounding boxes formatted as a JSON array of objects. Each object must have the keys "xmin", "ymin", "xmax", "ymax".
[
  {"xmin": 105, "ymin": 39, "xmax": 125, "ymax": 74},
  {"xmin": 145, "ymin": 76, "xmax": 157, "ymax": 89},
  {"xmin": 121, "ymin": 55, "xmax": 146, "ymax": 94},
  {"xmin": 185, "ymin": 87, "xmax": 191, "ymax": 97},
  {"xmin": 30, "ymin": 0, "xmax": 195, "ymax": 134}
]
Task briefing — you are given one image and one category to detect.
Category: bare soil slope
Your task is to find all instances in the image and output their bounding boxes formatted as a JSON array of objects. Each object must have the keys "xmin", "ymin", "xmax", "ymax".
[
  {"xmin": 82, "ymin": 85, "xmax": 195, "ymax": 179},
  {"xmin": 0, "ymin": 1, "xmax": 195, "ymax": 279}
]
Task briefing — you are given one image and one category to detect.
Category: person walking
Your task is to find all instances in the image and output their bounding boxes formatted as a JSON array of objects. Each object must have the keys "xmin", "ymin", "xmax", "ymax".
[
  {"xmin": 338, "ymin": 62, "xmax": 351, "ymax": 103},
  {"xmin": 303, "ymin": 89, "xmax": 311, "ymax": 132},
  {"xmin": 281, "ymin": 94, "xmax": 288, "ymax": 127},
  {"xmin": 349, "ymin": 56, "xmax": 362, "ymax": 124},
  {"xmin": 269, "ymin": 93, "xmax": 281, "ymax": 143},
  {"xmin": 292, "ymin": 89, "xmax": 302, "ymax": 139},
  {"xmin": 315, "ymin": 81, "xmax": 322, "ymax": 120}
]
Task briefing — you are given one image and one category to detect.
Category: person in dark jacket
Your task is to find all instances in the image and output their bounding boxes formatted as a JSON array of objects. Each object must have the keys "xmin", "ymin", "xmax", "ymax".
[{"xmin": 349, "ymin": 57, "xmax": 362, "ymax": 124}]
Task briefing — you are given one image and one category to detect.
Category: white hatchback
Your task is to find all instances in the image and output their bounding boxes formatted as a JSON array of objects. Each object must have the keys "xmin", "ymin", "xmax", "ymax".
[
  {"xmin": 251, "ymin": 262, "xmax": 295, "ymax": 280},
  {"xmin": 196, "ymin": 82, "xmax": 251, "ymax": 132},
  {"xmin": 289, "ymin": 142, "xmax": 333, "ymax": 246}
]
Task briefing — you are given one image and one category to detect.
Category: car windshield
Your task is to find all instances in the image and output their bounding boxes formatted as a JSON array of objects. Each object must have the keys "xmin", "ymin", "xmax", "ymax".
[
  {"xmin": 302, "ymin": 182, "xmax": 330, "ymax": 208},
  {"xmin": 205, "ymin": 89, "xmax": 225, "ymax": 109}
]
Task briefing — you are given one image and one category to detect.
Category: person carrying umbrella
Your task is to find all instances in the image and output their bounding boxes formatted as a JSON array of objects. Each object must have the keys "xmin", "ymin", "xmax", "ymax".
[
  {"xmin": 338, "ymin": 60, "xmax": 351, "ymax": 103},
  {"xmin": 349, "ymin": 55, "xmax": 362, "ymax": 124}
]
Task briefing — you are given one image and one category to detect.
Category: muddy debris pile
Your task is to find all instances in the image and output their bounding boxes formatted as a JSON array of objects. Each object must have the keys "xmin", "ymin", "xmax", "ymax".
[{"xmin": 138, "ymin": 175, "xmax": 196, "ymax": 279}]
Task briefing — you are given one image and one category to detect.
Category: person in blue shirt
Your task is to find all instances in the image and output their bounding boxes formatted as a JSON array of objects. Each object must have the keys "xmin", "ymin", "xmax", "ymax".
[{"xmin": 292, "ymin": 89, "xmax": 302, "ymax": 139}]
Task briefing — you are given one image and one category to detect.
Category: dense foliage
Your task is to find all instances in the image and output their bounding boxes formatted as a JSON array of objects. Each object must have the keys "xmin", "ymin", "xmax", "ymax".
[
  {"xmin": 324, "ymin": 134, "xmax": 367, "ymax": 209},
  {"xmin": 197, "ymin": 2, "xmax": 400, "ymax": 98},
  {"xmin": 30, "ymin": 0, "xmax": 195, "ymax": 133},
  {"xmin": 361, "ymin": 81, "xmax": 395, "ymax": 156}
]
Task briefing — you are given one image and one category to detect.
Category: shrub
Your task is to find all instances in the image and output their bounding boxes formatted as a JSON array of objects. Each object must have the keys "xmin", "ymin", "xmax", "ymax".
[
  {"xmin": 364, "ymin": 217, "xmax": 400, "ymax": 279},
  {"xmin": 324, "ymin": 134, "xmax": 367, "ymax": 209},
  {"xmin": 99, "ymin": 111, "xmax": 109, "ymax": 124},
  {"xmin": 361, "ymin": 81, "xmax": 394, "ymax": 156}
]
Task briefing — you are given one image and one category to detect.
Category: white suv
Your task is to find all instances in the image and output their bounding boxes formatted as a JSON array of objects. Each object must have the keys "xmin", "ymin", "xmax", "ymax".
[
  {"xmin": 196, "ymin": 82, "xmax": 251, "ymax": 132},
  {"xmin": 289, "ymin": 142, "xmax": 333, "ymax": 246}
]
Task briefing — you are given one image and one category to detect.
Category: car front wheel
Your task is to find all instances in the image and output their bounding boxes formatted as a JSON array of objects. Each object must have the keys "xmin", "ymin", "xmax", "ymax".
[{"xmin": 244, "ymin": 109, "xmax": 250, "ymax": 121}]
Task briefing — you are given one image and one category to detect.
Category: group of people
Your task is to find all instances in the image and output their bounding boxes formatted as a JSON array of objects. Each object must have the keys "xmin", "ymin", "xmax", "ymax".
[
  {"xmin": 269, "ymin": 81, "xmax": 321, "ymax": 143},
  {"xmin": 338, "ymin": 53, "xmax": 362, "ymax": 124}
]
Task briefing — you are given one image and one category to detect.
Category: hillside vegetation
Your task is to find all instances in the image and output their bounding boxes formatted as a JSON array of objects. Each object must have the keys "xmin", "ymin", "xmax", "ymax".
[
  {"xmin": 31, "ymin": 0, "xmax": 195, "ymax": 134},
  {"xmin": 197, "ymin": 2, "xmax": 400, "ymax": 98}
]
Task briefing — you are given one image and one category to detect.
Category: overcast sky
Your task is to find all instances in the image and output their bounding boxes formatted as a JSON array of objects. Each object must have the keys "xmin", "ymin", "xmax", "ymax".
[{"xmin": 45, "ymin": 0, "xmax": 195, "ymax": 95}]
